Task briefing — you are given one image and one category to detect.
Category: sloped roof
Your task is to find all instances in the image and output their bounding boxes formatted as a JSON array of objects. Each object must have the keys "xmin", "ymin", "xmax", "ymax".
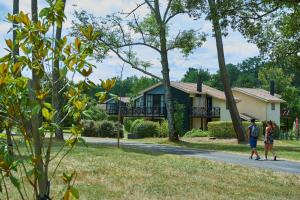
[
  {"xmin": 138, "ymin": 82, "xmax": 235, "ymax": 101},
  {"xmin": 233, "ymin": 88, "xmax": 285, "ymax": 103},
  {"xmin": 170, "ymin": 82, "xmax": 228, "ymax": 101},
  {"xmin": 104, "ymin": 97, "xmax": 130, "ymax": 104}
]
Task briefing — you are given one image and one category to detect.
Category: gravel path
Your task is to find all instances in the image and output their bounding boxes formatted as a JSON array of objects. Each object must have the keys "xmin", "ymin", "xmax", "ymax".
[{"xmin": 83, "ymin": 137, "xmax": 300, "ymax": 174}]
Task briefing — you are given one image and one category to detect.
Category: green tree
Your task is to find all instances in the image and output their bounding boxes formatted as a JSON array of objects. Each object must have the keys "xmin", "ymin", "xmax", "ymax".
[
  {"xmin": 0, "ymin": 1, "xmax": 113, "ymax": 198},
  {"xmin": 130, "ymin": 76, "xmax": 158, "ymax": 96},
  {"xmin": 72, "ymin": 0, "xmax": 206, "ymax": 141},
  {"xmin": 258, "ymin": 64, "xmax": 293, "ymax": 95},
  {"xmin": 181, "ymin": 67, "xmax": 211, "ymax": 83},
  {"xmin": 52, "ymin": 0, "xmax": 66, "ymax": 140}
]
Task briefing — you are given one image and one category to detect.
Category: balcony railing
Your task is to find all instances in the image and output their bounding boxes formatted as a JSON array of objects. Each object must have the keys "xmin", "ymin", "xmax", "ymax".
[
  {"xmin": 105, "ymin": 105, "xmax": 221, "ymax": 118},
  {"xmin": 106, "ymin": 106, "xmax": 166, "ymax": 117},
  {"xmin": 191, "ymin": 107, "xmax": 220, "ymax": 118}
]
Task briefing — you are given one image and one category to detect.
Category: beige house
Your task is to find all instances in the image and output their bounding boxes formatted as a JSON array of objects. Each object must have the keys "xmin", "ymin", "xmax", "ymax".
[{"xmin": 232, "ymin": 88, "xmax": 285, "ymax": 126}]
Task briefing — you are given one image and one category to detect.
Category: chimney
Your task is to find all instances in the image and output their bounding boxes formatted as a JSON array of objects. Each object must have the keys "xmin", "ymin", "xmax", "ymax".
[
  {"xmin": 270, "ymin": 80, "xmax": 275, "ymax": 96},
  {"xmin": 197, "ymin": 75, "xmax": 202, "ymax": 93}
]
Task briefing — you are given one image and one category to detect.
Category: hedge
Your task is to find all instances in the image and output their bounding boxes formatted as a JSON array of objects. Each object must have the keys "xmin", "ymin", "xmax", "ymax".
[
  {"xmin": 208, "ymin": 121, "xmax": 263, "ymax": 139},
  {"xmin": 131, "ymin": 120, "xmax": 160, "ymax": 138},
  {"xmin": 81, "ymin": 120, "xmax": 123, "ymax": 138}
]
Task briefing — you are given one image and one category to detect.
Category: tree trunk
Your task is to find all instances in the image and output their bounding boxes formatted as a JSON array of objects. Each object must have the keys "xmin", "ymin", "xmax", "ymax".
[
  {"xmin": 154, "ymin": 0, "xmax": 178, "ymax": 141},
  {"xmin": 13, "ymin": 0, "xmax": 19, "ymax": 65},
  {"xmin": 52, "ymin": 0, "xmax": 66, "ymax": 140},
  {"xmin": 6, "ymin": 128, "xmax": 13, "ymax": 156},
  {"xmin": 208, "ymin": 0, "xmax": 245, "ymax": 143},
  {"xmin": 5, "ymin": 0, "xmax": 20, "ymax": 157},
  {"xmin": 31, "ymin": 1, "xmax": 49, "ymax": 198}
]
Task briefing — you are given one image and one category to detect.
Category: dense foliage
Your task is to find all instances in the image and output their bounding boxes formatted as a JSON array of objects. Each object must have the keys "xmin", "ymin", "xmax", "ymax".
[
  {"xmin": 131, "ymin": 120, "xmax": 160, "ymax": 138},
  {"xmin": 208, "ymin": 121, "xmax": 263, "ymax": 139}
]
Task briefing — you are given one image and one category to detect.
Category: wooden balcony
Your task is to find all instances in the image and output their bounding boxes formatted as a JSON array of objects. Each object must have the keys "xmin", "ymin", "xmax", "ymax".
[
  {"xmin": 106, "ymin": 106, "xmax": 166, "ymax": 117},
  {"xmin": 105, "ymin": 105, "xmax": 220, "ymax": 118}
]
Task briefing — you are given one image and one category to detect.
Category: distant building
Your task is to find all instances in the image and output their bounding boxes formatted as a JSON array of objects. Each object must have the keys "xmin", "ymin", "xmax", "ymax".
[{"xmin": 232, "ymin": 87, "xmax": 285, "ymax": 126}]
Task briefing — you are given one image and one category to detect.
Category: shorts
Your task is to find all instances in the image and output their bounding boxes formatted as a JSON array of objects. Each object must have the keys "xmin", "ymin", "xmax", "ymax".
[{"xmin": 249, "ymin": 138, "xmax": 257, "ymax": 148}]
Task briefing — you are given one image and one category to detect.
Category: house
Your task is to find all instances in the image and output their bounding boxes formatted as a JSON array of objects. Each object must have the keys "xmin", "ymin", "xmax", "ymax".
[
  {"xmin": 103, "ymin": 79, "xmax": 285, "ymax": 132},
  {"xmin": 232, "ymin": 83, "xmax": 285, "ymax": 126},
  {"xmin": 104, "ymin": 97, "xmax": 131, "ymax": 115},
  {"xmin": 110, "ymin": 79, "xmax": 235, "ymax": 132}
]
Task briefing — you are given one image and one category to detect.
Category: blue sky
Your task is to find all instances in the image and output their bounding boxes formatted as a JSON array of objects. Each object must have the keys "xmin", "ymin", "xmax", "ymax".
[{"xmin": 0, "ymin": 0, "xmax": 259, "ymax": 82}]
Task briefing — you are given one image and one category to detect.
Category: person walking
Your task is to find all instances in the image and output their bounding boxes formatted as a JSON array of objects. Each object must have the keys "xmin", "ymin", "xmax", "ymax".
[
  {"xmin": 247, "ymin": 119, "xmax": 260, "ymax": 160},
  {"xmin": 264, "ymin": 121, "xmax": 277, "ymax": 160}
]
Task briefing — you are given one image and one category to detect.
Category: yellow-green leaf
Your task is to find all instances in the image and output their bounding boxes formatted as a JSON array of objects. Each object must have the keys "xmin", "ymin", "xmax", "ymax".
[
  {"xmin": 5, "ymin": 39, "xmax": 13, "ymax": 50},
  {"xmin": 42, "ymin": 108, "xmax": 52, "ymax": 121},
  {"xmin": 74, "ymin": 38, "xmax": 81, "ymax": 51},
  {"xmin": 80, "ymin": 67, "xmax": 92, "ymax": 77}
]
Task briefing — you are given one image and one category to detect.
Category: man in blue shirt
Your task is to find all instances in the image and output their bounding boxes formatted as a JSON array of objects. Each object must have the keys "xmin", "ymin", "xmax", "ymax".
[{"xmin": 247, "ymin": 119, "xmax": 261, "ymax": 160}]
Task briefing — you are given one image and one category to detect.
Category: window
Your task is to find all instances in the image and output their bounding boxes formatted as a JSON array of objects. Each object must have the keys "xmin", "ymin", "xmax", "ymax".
[{"xmin": 271, "ymin": 103, "xmax": 276, "ymax": 111}]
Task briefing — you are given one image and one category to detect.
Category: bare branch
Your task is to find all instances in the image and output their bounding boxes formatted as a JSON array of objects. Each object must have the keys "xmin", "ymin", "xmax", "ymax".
[
  {"xmin": 145, "ymin": 0, "xmax": 155, "ymax": 13},
  {"xmin": 121, "ymin": 2, "xmax": 147, "ymax": 17},
  {"xmin": 97, "ymin": 39, "xmax": 162, "ymax": 81},
  {"xmin": 163, "ymin": 0, "xmax": 173, "ymax": 22}
]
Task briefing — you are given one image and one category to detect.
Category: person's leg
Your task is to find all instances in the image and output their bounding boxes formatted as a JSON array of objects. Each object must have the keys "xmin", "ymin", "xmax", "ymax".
[
  {"xmin": 264, "ymin": 143, "xmax": 269, "ymax": 159},
  {"xmin": 269, "ymin": 144, "xmax": 277, "ymax": 160}
]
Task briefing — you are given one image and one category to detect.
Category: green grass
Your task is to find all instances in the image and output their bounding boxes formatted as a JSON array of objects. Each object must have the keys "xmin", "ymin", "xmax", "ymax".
[
  {"xmin": 125, "ymin": 137, "xmax": 300, "ymax": 161},
  {"xmin": 5, "ymin": 140, "xmax": 300, "ymax": 199}
]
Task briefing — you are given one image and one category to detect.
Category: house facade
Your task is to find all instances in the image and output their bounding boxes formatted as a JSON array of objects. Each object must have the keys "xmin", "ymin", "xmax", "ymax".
[
  {"xmin": 107, "ymin": 80, "xmax": 233, "ymax": 132},
  {"xmin": 103, "ymin": 80, "xmax": 285, "ymax": 131},
  {"xmin": 232, "ymin": 87, "xmax": 285, "ymax": 126}
]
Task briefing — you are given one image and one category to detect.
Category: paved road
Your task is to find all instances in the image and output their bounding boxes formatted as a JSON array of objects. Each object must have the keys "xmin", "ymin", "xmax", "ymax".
[{"xmin": 83, "ymin": 137, "xmax": 300, "ymax": 175}]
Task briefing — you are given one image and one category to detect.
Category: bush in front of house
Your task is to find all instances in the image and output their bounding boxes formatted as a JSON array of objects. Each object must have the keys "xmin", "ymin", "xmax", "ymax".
[
  {"xmin": 124, "ymin": 117, "xmax": 143, "ymax": 132},
  {"xmin": 184, "ymin": 129, "xmax": 210, "ymax": 138},
  {"xmin": 107, "ymin": 115, "xmax": 119, "ymax": 122},
  {"xmin": 131, "ymin": 120, "xmax": 160, "ymax": 138},
  {"xmin": 159, "ymin": 119, "xmax": 169, "ymax": 138},
  {"xmin": 81, "ymin": 120, "xmax": 124, "ymax": 138},
  {"xmin": 81, "ymin": 120, "xmax": 98, "ymax": 137},
  {"xmin": 208, "ymin": 121, "xmax": 263, "ymax": 138},
  {"xmin": 130, "ymin": 119, "xmax": 144, "ymax": 133},
  {"xmin": 98, "ymin": 120, "xmax": 115, "ymax": 137}
]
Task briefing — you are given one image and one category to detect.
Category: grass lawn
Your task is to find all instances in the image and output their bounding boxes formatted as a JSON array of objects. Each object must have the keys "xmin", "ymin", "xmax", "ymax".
[
  {"xmin": 6, "ymin": 140, "xmax": 300, "ymax": 200},
  {"xmin": 122, "ymin": 137, "xmax": 300, "ymax": 161}
]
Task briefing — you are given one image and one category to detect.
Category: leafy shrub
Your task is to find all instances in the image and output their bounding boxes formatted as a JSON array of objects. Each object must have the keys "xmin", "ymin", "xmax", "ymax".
[
  {"xmin": 208, "ymin": 121, "xmax": 263, "ymax": 139},
  {"xmin": 184, "ymin": 129, "xmax": 209, "ymax": 138},
  {"xmin": 81, "ymin": 120, "xmax": 123, "ymax": 138},
  {"xmin": 98, "ymin": 120, "xmax": 115, "ymax": 137},
  {"xmin": 81, "ymin": 120, "xmax": 98, "ymax": 137},
  {"xmin": 159, "ymin": 119, "xmax": 169, "ymax": 138},
  {"xmin": 84, "ymin": 105, "xmax": 108, "ymax": 121},
  {"xmin": 131, "ymin": 120, "xmax": 160, "ymax": 138},
  {"xmin": 130, "ymin": 119, "xmax": 144, "ymax": 133},
  {"xmin": 124, "ymin": 117, "xmax": 143, "ymax": 132},
  {"xmin": 107, "ymin": 115, "xmax": 119, "ymax": 122}
]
